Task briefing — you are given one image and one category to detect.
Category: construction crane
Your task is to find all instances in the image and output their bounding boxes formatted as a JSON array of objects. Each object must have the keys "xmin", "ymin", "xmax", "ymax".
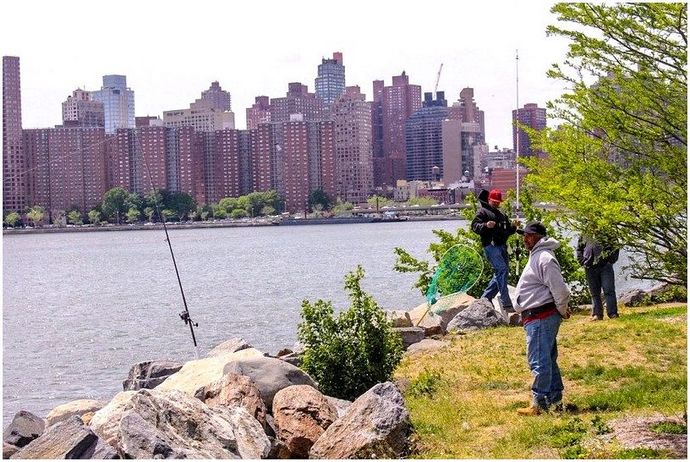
[{"xmin": 434, "ymin": 63, "xmax": 444, "ymax": 93}]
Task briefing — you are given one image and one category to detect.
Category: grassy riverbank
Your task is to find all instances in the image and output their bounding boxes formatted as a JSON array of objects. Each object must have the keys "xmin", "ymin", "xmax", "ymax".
[{"xmin": 395, "ymin": 304, "xmax": 687, "ymax": 459}]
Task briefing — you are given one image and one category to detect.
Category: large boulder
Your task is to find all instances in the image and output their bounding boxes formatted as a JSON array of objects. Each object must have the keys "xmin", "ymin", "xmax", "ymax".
[
  {"xmin": 207, "ymin": 337, "xmax": 253, "ymax": 357},
  {"xmin": 447, "ymin": 298, "xmax": 508, "ymax": 331},
  {"xmin": 309, "ymin": 382, "xmax": 411, "ymax": 459},
  {"xmin": 223, "ymin": 356, "xmax": 317, "ymax": 411},
  {"xmin": 194, "ymin": 373, "xmax": 268, "ymax": 431},
  {"xmin": 392, "ymin": 327, "xmax": 425, "ymax": 349},
  {"xmin": 273, "ymin": 385, "xmax": 338, "ymax": 458},
  {"xmin": 90, "ymin": 391, "xmax": 138, "ymax": 448},
  {"xmin": 93, "ymin": 388, "xmax": 269, "ymax": 459},
  {"xmin": 408, "ymin": 293, "xmax": 475, "ymax": 335},
  {"xmin": 45, "ymin": 399, "xmax": 107, "ymax": 427},
  {"xmin": 155, "ymin": 347, "xmax": 264, "ymax": 395},
  {"xmin": 3, "ymin": 443, "xmax": 19, "ymax": 459},
  {"xmin": 620, "ymin": 288, "xmax": 646, "ymax": 307},
  {"xmin": 10, "ymin": 416, "xmax": 98, "ymax": 459},
  {"xmin": 385, "ymin": 310, "xmax": 413, "ymax": 328},
  {"xmin": 122, "ymin": 360, "xmax": 183, "ymax": 391},
  {"xmin": 325, "ymin": 396, "xmax": 352, "ymax": 419},
  {"xmin": 3, "ymin": 410, "xmax": 45, "ymax": 448}
]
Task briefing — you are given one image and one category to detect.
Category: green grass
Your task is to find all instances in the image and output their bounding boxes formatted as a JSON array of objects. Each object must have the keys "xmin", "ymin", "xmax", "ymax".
[{"xmin": 395, "ymin": 304, "xmax": 687, "ymax": 459}]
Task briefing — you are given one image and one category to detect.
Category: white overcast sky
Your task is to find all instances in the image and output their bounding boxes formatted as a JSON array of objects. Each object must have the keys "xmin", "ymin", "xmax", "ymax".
[{"xmin": 2, "ymin": 0, "xmax": 571, "ymax": 149}]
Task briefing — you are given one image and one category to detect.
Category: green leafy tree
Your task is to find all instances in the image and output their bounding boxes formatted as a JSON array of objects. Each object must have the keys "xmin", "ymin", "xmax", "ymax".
[
  {"xmin": 102, "ymin": 187, "xmax": 131, "ymax": 224},
  {"xmin": 4, "ymin": 212, "xmax": 21, "ymax": 228},
  {"xmin": 298, "ymin": 266, "xmax": 404, "ymax": 401},
  {"xmin": 126, "ymin": 207, "xmax": 140, "ymax": 224},
  {"xmin": 406, "ymin": 196, "xmax": 438, "ymax": 207},
  {"xmin": 161, "ymin": 209, "xmax": 176, "ymax": 221},
  {"xmin": 144, "ymin": 207, "xmax": 155, "ymax": 222},
  {"xmin": 309, "ymin": 189, "xmax": 332, "ymax": 212},
  {"xmin": 26, "ymin": 206, "xmax": 45, "ymax": 227},
  {"xmin": 394, "ymin": 191, "xmax": 588, "ymax": 305},
  {"xmin": 169, "ymin": 192, "xmax": 196, "ymax": 221},
  {"xmin": 88, "ymin": 209, "xmax": 101, "ymax": 225},
  {"xmin": 367, "ymin": 195, "xmax": 394, "ymax": 210},
  {"xmin": 231, "ymin": 208, "xmax": 248, "ymax": 219},
  {"xmin": 261, "ymin": 205, "xmax": 276, "ymax": 216},
  {"xmin": 332, "ymin": 200, "xmax": 354, "ymax": 215},
  {"xmin": 67, "ymin": 210, "xmax": 83, "ymax": 225},
  {"xmin": 525, "ymin": 3, "xmax": 687, "ymax": 285}
]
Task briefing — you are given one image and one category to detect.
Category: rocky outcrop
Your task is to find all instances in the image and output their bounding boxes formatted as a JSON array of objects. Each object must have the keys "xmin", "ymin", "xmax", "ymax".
[
  {"xmin": 45, "ymin": 399, "xmax": 107, "ymax": 427},
  {"xmin": 89, "ymin": 391, "xmax": 138, "ymax": 448},
  {"xmin": 10, "ymin": 416, "xmax": 98, "ymax": 459},
  {"xmin": 392, "ymin": 327, "xmax": 425, "ymax": 348},
  {"xmin": 408, "ymin": 293, "xmax": 475, "ymax": 335},
  {"xmin": 223, "ymin": 356, "xmax": 317, "ymax": 411},
  {"xmin": 155, "ymin": 347, "xmax": 263, "ymax": 395},
  {"xmin": 447, "ymin": 298, "xmax": 507, "ymax": 332},
  {"xmin": 93, "ymin": 388, "xmax": 269, "ymax": 459},
  {"xmin": 3, "ymin": 410, "xmax": 45, "ymax": 448},
  {"xmin": 620, "ymin": 288, "xmax": 646, "ymax": 307},
  {"xmin": 385, "ymin": 310, "xmax": 413, "ymax": 328},
  {"xmin": 309, "ymin": 382, "xmax": 410, "ymax": 459},
  {"xmin": 122, "ymin": 360, "xmax": 183, "ymax": 391},
  {"xmin": 273, "ymin": 385, "xmax": 338, "ymax": 458},
  {"xmin": 207, "ymin": 337, "xmax": 252, "ymax": 357},
  {"xmin": 405, "ymin": 338, "xmax": 450, "ymax": 355},
  {"xmin": 325, "ymin": 396, "xmax": 352, "ymax": 419},
  {"xmin": 194, "ymin": 373, "xmax": 268, "ymax": 431},
  {"xmin": 3, "ymin": 443, "xmax": 19, "ymax": 459}
]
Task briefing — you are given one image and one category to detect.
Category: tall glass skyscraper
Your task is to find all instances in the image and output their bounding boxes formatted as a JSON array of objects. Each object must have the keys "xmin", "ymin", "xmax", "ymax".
[
  {"xmin": 91, "ymin": 75, "xmax": 135, "ymax": 134},
  {"xmin": 315, "ymin": 52, "xmax": 345, "ymax": 106}
]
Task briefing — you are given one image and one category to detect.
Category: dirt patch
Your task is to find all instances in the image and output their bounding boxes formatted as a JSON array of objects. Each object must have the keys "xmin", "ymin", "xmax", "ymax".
[
  {"xmin": 658, "ymin": 315, "xmax": 687, "ymax": 324},
  {"xmin": 608, "ymin": 414, "xmax": 687, "ymax": 458}
]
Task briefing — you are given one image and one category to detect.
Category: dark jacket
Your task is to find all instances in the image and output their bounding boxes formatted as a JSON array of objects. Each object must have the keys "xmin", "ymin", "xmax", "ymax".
[
  {"xmin": 471, "ymin": 203, "xmax": 517, "ymax": 247},
  {"xmin": 576, "ymin": 236, "xmax": 619, "ymax": 269}
]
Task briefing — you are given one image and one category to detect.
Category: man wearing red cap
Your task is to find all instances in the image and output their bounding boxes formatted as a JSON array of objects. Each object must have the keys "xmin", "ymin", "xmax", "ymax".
[{"xmin": 471, "ymin": 189, "xmax": 518, "ymax": 311}]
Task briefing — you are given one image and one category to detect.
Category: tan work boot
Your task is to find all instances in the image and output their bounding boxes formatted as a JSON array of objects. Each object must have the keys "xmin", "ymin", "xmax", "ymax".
[{"xmin": 517, "ymin": 405, "xmax": 542, "ymax": 416}]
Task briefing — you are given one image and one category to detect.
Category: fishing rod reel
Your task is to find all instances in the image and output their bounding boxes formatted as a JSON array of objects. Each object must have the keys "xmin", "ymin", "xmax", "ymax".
[{"xmin": 179, "ymin": 311, "xmax": 198, "ymax": 328}]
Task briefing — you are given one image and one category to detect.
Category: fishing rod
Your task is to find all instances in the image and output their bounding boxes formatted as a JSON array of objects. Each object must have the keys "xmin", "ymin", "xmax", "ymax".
[{"xmin": 140, "ymin": 152, "xmax": 200, "ymax": 358}]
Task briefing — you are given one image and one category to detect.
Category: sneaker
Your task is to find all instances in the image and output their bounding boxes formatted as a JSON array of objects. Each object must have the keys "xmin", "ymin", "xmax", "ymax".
[
  {"xmin": 517, "ymin": 405, "xmax": 543, "ymax": 416},
  {"xmin": 608, "ymin": 313, "xmax": 620, "ymax": 319},
  {"xmin": 589, "ymin": 315, "xmax": 603, "ymax": 321}
]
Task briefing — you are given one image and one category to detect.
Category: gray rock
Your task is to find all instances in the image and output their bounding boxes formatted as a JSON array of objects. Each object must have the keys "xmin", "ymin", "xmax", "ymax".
[
  {"xmin": 385, "ymin": 310, "xmax": 413, "ymax": 328},
  {"xmin": 405, "ymin": 338, "xmax": 450, "ymax": 354},
  {"xmin": 408, "ymin": 293, "xmax": 475, "ymax": 335},
  {"xmin": 122, "ymin": 360, "xmax": 183, "ymax": 391},
  {"xmin": 10, "ymin": 416, "xmax": 98, "ymax": 459},
  {"xmin": 325, "ymin": 396, "xmax": 352, "ymax": 419},
  {"xmin": 309, "ymin": 382, "xmax": 411, "ymax": 459},
  {"xmin": 45, "ymin": 399, "xmax": 106, "ymax": 427},
  {"xmin": 3, "ymin": 443, "xmax": 19, "ymax": 459},
  {"xmin": 194, "ymin": 373, "xmax": 268, "ymax": 432},
  {"xmin": 207, "ymin": 337, "xmax": 252, "ymax": 357},
  {"xmin": 620, "ymin": 288, "xmax": 647, "ymax": 306},
  {"xmin": 3, "ymin": 410, "xmax": 45, "ymax": 448},
  {"xmin": 273, "ymin": 385, "xmax": 338, "ymax": 458},
  {"xmin": 223, "ymin": 356, "xmax": 317, "ymax": 411},
  {"xmin": 90, "ymin": 439, "xmax": 120, "ymax": 459},
  {"xmin": 267, "ymin": 436, "xmax": 292, "ymax": 459},
  {"xmin": 392, "ymin": 327, "xmax": 425, "ymax": 349},
  {"xmin": 447, "ymin": 298, "xmax": 507, "ymax": 331}
]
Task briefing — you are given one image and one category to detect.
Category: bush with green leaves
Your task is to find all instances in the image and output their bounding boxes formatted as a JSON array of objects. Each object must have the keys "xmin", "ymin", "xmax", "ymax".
[
  {"xmin": 298, "ymin": 265, "xmax": 404, "ymax": 401},
  {"xmin": 394, "ymin": 189, "xmax": 588, "ymax": 305}
]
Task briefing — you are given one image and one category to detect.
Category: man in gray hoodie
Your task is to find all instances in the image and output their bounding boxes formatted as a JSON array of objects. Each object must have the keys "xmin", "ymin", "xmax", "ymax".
[{"xmin": 514, "ymin": 221, "xmax": 571, "ymax": 416}]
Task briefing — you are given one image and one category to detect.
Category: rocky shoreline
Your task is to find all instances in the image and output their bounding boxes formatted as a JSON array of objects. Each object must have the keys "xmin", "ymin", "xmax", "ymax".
[{"xmin": 2, "ymin": 284, "xmax": 674, "ymax": 459}]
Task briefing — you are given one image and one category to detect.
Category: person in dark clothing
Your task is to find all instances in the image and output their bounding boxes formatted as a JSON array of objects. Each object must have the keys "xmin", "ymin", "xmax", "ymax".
[
  {"xmin": 471, "ymin": 189, "xmax": 518, "ymax": 311},
  {"xmin": 576, "ymin": 235, "xmax": 620, "ymax": 320}
]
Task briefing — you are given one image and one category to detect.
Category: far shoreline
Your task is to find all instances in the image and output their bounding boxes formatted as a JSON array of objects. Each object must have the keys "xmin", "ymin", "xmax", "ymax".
[{"xmin": 3, "ymin": 214, "xmax": 464, "ymax": 235}]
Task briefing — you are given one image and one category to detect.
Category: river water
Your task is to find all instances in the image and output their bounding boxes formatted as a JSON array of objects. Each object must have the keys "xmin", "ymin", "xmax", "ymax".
[{"xmin": 2, "ymin": 220, "xmax": 644, "ymax": 424}]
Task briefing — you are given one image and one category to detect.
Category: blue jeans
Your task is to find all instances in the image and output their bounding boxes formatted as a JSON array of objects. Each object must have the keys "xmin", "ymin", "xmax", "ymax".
[
  {"xmin": 586, "ymin": 263, "xmax": 618, "ymax": 318},
  {"xmin": 482, "ymin": 244, "xmax": 512, "ymax": 309},
  {"xmin": 524, "ymin": 312, "xmax": 563, "ymax": 409}
]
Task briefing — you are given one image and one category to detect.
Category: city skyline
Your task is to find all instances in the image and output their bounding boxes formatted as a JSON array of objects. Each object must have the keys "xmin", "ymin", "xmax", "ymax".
[{"xmin": 1, "ymin": 0, "xmax": 569, "ymax": 149}]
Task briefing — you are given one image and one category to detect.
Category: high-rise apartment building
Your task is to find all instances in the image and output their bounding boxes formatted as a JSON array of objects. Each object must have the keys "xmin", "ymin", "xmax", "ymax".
[
  {"xmin": 371, "ymin": 72, "xmax": 422, "ymax": 187},
  {"xmin": 315, "ymin": 52, "xmax": 345, "ymax": 106},
  {"xmin": 61, "ymin": 89, "xmax": 105, "ymax": 128},
  {"xmin": 513, "ymin": 103, "xmax": 547, "ymax": 157},
  {"xmin": 246, "ymin": 96, "xmax": 271, "ymax": 130},
  {"xmin": 3, "ymin": 56, "xmax": 26, "ymax": 212},
  {"xmin": 163, "ymin": 82, "xmax": 235, "ymax": 132},
  {"xmin": 454, "ymin": 88, "xmax": 485, "ymax": 143},
  {"xmin": 91, "ymin": 75, "xmax": 135, "ymax": 134},
  {"xmin": 270, "ymin": 83, "xmax": 323, "ymax": 123},
  {"xmin": 406, "ymin": 92, "xmax": 449, "ymax": 182},
  {"xmin": 332, "ymin": 86, "xmax": 374, "ymax": 203}
]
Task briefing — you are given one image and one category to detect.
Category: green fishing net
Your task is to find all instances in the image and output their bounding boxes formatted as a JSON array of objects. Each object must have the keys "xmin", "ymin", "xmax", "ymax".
[{"xmin": 425, "ymin": 244, "xmax": 484, "ymax": 311}]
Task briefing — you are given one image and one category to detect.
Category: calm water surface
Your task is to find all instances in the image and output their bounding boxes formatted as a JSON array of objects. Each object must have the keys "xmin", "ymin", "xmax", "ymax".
[{"xmin": 2, "ymin": 220, "xmax": 643, "ymax": 424}]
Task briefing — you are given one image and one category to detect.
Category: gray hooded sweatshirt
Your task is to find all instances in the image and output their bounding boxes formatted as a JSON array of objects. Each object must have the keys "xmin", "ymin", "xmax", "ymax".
[{"xmin": 515, "ymin": 237, "xmax": 571, "ymax": 317}]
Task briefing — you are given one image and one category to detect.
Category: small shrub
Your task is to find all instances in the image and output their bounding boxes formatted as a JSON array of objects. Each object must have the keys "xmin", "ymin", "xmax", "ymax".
[
  {"xmin": 612, "ymin": 448, "xmax": 664, "ymax": 459},
  {"xmin": 408, "ymin": 369, "xmax": 443, "ymax": 398},
  {"xmin": 650, "ymin": 421, "xmax": 687, "ymax": 434},
  {"xmin": 298, "ymin": 265, "xmax": 404, "ymax": 401},
  {"xmin": 549, "ymin": 417, "xmax": 588, "ymax": 448},
  {"xmin": 591, "ymin": 415, "xmax": 612, "ymax": 435},
  {"xmin": 561, "ymin": 444, "xmax": 588, "ymax": 459}
]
